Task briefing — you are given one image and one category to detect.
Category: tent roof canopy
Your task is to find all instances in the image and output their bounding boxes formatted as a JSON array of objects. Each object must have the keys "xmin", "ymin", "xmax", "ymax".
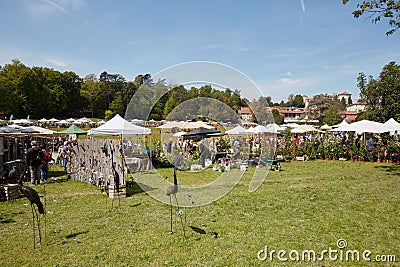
[
  {"xmin": 55, "ymin": 124, "xmax": 87, "ymax": 135},
  {"xmin": 89, "ymin": 114, "xmax": 151, "ymax": 136},
  {"xmin": 330, "ymin": 119, "xmax": 387, "ymax": 133},
  {"xmin": 225, "ymin": 125, "xmax": 248, "ymax": 135},
  {"xmin": 182, "ymin": 127, "xmax": 220, "ymax": 137},
  {"xmin": 181, "ymin": 121, "xmax": 214, "ymax": 129},
  {"xmin": 384, "ymin": 118, "xmax": 400, "ymax": 131}
]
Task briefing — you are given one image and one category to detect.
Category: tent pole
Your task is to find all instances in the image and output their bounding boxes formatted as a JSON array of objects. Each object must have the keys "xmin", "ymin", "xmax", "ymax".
[{"xmin": 120, "ymin": 134, "xmax": 125, "ymax": 185}]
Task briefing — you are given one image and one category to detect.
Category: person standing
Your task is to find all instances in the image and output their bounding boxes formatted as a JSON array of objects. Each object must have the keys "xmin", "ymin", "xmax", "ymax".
[
  {"xmin": 39, "ymin": 143, "xmax": 48, "ymax": 182},
  {"xmin": 199, "ymin": 140, "xmax": 208, "ymax": 168},
  {"xmin": 61, "ymin": 141, "xmax": 69, "ymax": 172},
  {"xmin": 26, "ymin": 140, "xmax": 41, "ymax": 185}
]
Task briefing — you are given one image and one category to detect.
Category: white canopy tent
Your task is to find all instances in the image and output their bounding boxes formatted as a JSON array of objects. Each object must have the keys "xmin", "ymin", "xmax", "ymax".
[
  {"xmin": 89, "ymin": 114, "xmax": 151, "ymax": 136},
  {"xmin": 181, "ymin": 121, "xmax": 214, "ymax": 129},
  {"xmin": 55, "ymin": 120, "xmax": 69, "ymax": 125},
  {"xmin": 384, "ymin": 118, "xmax": 400, "ymax": 132},
  {"xmin": 22, "ymin": 126, "xmax": 54, "ymax": 135},
  {"xmin": 330, "ymin": 119, "xmax": 388, "ymax": 133},
  {"xmin": 320, "ymin": 124, "xmax": 332, "ymax": 130},
  {"xmin": 332, "ymin": 119, "xmax": 349, "ymax": 128},
  {"xmin": 0, "ymin": 125, "xmax": 54, "ymax": 135},
  {"xmin": 8, "ymin": 124, "xmax": 22, "ymax": 129},
  {"xmin": 291, "ymin": 127, "xmax": 307, "ymax": 134},
  {"xmin": 225, "ymin": 125, "xmax": 249, "ymax": 135},
  {"xmin": 11, "ymin": 119, "xmax": 33, "ymax": 125},
  {"xmin": 74, "ymin": 117, "xmax": 92, "ymax": 124},
  {"xmin": 265, "ymin": 123, "xmax": 284, "ymax": 133},
  {"xmin": 0, "ymin": 125, "xmax": 19, "ymax": 133},
  {"xmin": 292, "ymin": 124, "xmax": 322, "ymax": 133},
  {"xmin": 247, "ymin": 125, "xmax": 269, "ymax": 133},
  {"xmin": 157, "ymin": 121, "xmax": 186, "ymax": 129}
]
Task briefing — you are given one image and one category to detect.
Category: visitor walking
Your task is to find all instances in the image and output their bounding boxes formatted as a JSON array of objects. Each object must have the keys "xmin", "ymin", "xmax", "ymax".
[{"xmin": 26, "ymin": 140, "xmax": 41, "ymax": 185}]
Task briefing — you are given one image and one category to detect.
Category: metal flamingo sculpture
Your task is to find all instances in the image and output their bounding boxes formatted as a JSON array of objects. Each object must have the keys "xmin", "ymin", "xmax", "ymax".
[
  {"xmin": 166, "ymin": 167, "xmax": 186, "ymax": 238},
  {"xmin": 111, "ymin": 162, "xmax": 121, "ymax": 209},
  {"xmin": 18, "ymin": 175, "xmax": 45, "ymax": 248}
]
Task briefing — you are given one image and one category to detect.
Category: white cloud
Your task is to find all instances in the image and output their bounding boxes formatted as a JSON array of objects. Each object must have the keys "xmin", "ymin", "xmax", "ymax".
[
  {"xmin": 47, "ymin": 58, "xmax": 67, "ymax": 67},
  {"xmin": 323, "ymin": 64, "xmax": 332, "ymax": 70},
  {"xmin": 204, "ymin": 44, "xmax": 226, "ymax": 49},
  {"xmin": 256, "ymin": 78, "xmax": 315, "ymax": 102},
  {"xmin": 275, "ymin": 78, "xmax": 305, "ymax": 85},
  {"xmin": 300, "ymin": 0, "xmax": 305, "ymax": 13},
  {"xmin": 284, "ymin": 71, "xmax": 293, "ymax": 77}
]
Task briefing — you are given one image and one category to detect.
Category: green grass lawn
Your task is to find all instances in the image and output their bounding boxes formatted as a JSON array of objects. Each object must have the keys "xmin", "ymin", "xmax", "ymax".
[{"xmin": 1, "ymin": 161, "xmax": 399, "ymax": 266}]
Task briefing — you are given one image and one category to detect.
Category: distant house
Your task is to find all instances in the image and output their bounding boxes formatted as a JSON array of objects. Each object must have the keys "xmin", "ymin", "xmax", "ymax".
[
  {"xmin": 339, "ymin": 110, "xmax": 358, "ymax": 122},
  {"xmin": 278, "ymin": 107, "xmax": 309, "ymax": 123},
  {"xmin": 346, "ymin": 102, "xmax": 367, "ymax": 113},
  {"xmin": 237, "ymin": 107, "xmax": 252, "ymax": 121},
  {"xmin": 238, "ymin": 106, "xmax": 310, "ymax": 124},
  {"xmin": 337, "ymin": 91, "xmax": 352, "ymax": 104},
  {"xmin": 303, "ymin": 95, "xmax": 313, "ymax": 109}
]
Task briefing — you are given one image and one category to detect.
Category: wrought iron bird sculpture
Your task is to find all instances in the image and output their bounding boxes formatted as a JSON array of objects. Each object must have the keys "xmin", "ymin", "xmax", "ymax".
[
  {"xmin": 18, "ymin": 174, "xmax": 45, "ymax": 248},
  {"xmin": 166, "ymin": 167, "xmax": 186, "ymax": 238}
]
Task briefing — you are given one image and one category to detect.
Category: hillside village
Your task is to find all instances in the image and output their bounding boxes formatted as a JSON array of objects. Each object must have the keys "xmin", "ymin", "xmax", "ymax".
[{"xmin": 238, "ymin": 91, "xmax": 367, "ymax": 125}]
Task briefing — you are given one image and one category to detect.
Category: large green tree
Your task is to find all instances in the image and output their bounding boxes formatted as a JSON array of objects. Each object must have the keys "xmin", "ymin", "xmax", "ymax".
[
  {"xmin": 0, "ymin": 60, "xmax": 83, "ymax": 118},
  {"xmin": 357, "ymin": 61, "xmax": 400, "ymax": 121},
  {"xmin": 110, "ymin": 81, "xmax": 138, "ymax": 116},
  {"xmin": 307, "ymin": 94, "xmax": 343, "ymax": 123},
  {"xmin": 272, "ymin": 109, "xmax": 284, "ymax": 125},
  {"xmin": 343, "ymin": 0, "xmax": 400, "ymax": 35},
  {"xmin": 0, "ymin": 59, "xmax": 249, "ymax": 120},
  {"xmin": 324, "ymin": 106, "xmax": 343, "ymax": 125}
]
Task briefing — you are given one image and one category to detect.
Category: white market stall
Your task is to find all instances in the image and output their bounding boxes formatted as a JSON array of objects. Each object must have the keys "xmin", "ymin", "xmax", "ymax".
[
  {"xmin": 330, "ymin": 119, "xmax": 388, "ymax": 134},
  {"xmin": 66, "ymin": 115, "xmax": 152, "ymax": 198}
]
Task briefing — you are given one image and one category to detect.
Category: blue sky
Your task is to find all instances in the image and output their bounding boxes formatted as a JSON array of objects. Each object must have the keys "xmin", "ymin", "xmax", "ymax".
[{"xmin": 1, "ymin": 0, "xmax": 399, "ymax": 102}]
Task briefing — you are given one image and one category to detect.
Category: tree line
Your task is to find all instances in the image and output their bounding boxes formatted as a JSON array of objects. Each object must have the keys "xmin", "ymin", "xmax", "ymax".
[
  {"xmin": 1, "ymin": 59, "xmax": 398, "ymax": 124},
  {"xmin": 0, "ymin": 59, "xmax": 248, "ymax": 120}
]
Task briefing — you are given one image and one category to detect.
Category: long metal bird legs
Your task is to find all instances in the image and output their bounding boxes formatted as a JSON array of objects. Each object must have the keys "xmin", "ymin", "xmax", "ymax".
[
  {"xmin": 30, "ymin": 203, "xmax": 42, "ymax": 248},
  {"xmin": 173, "ymin": 194, "xmax": 186, "ymax": 239},
  {"xmin": 168, "ymin": 194, "xmax": 186, "ymax": 238},
  {"xmin": 169, "ymin": 195, "xmax": 173, "ymax": 234},
  {"xmin": 30, "ymin": 203, "xmax": 36, "ymax": 249}
]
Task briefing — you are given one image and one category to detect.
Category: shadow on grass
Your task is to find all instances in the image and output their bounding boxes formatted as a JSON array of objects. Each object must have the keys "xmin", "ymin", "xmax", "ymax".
[
  {"xmin": 374, "ymin": 164, "xmax": 400, "ymax": 176},
  {"xmin": 49, "ymin": 170, "xmax": 68, "ymax": 178},
  {"xmin": 46, "ymin": 177, "xmax": 70, "ymax": 184},
  {"xmin": 189, "ymin": 226, "xmax": 218, "ymax": 238},
  {"xmin": 126, "ymin": 181, "xmax": 157, "ymax": 197},
  {"xmin": 66, "ymin": 230, "xmax": 89, "ymax": 239},
  {"xmin": 1, "ymin": 218, "xmax": 16, "ymax": 224},
  {"xmin": 189, "ymin": 226, "xmax": 206, "ymax": 234},
  {"xmin": 129, "ymin": 202, "xmax": 142, "ymax": 208}
]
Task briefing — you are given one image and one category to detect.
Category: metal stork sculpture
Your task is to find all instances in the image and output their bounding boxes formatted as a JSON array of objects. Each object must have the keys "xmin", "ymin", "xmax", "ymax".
[
  {"xmin": 166, "ymin": 167, "xmax": 186, "ymax": 238},
  {"xmin": 18, "ymin": 174, "xmax": 45, "ymax": 248}
]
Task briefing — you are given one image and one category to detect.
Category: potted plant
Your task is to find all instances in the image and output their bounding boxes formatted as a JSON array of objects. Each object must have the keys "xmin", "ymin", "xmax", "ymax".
[
  {"xmin": 330, "ymin": 143, "xmax": 339, "ymax": 160},
  {"xmin": 350, "ymin": 144, "xmax": 358, "ymax": 162},
  {"xmin": 359, "ymin": 143, "xmax": 368, "ymax": 162},
  {"xmin": 386, "ymin": 139, "xmax": 395, "ymax": 163},
  {"xmin": 317, "ymin": 143, "xmax": 326, "ymax": 160}
]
